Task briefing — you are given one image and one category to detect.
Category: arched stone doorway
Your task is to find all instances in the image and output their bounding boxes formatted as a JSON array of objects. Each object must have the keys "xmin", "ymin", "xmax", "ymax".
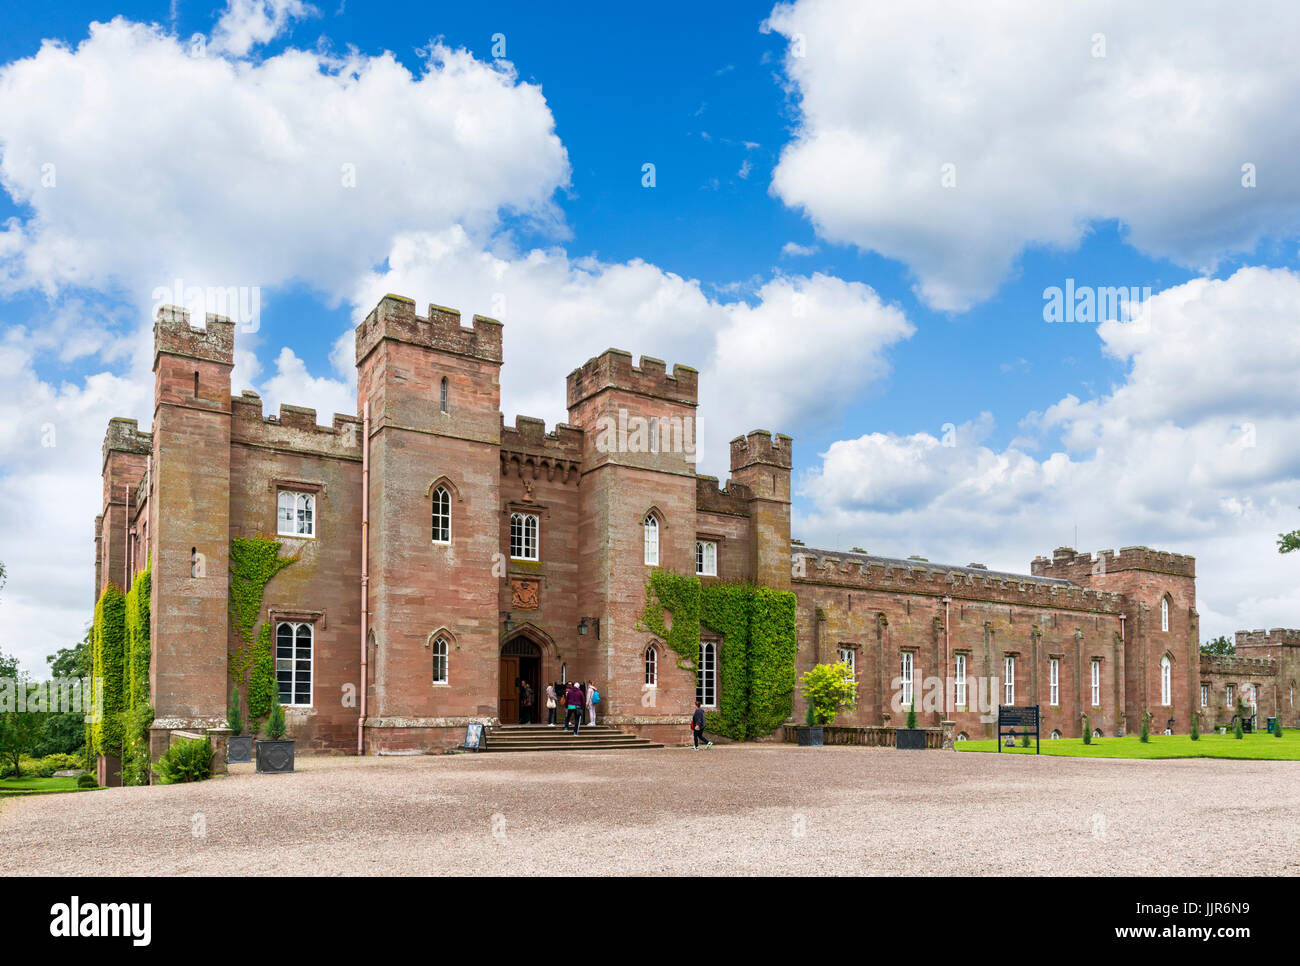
[{"xmin": 500, "ymin": 635, "xmax": 543, "ymax": 724}]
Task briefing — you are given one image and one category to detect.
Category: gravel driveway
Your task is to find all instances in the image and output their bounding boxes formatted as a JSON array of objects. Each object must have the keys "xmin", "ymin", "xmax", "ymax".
[{"xmin": 5, "ymin": 745, "xmax": 1297, "ymax": 876}]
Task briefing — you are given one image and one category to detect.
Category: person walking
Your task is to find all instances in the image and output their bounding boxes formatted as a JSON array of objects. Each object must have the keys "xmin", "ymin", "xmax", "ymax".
[
  {"xmin": 564, "ymin": 681, "xmax": 585, "ymax": 736},
  {"xmin": 544, "ymin": 682, "xmax": 557, "ymax": 726},
  {"xmin": 690, "ymin": 699, "xmax": 712, "ymax": 750},
  {"xmin": 587, "ymin": 681, "xmax": 600, "ymax": 726}
]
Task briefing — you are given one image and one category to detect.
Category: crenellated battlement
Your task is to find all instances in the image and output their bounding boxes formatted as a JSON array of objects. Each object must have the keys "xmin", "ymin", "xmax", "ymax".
[
  {"xmin": 153, "ymin": 305, "xmax": 235, "ymax": 367},
  {"xmin": 1031, "ymin": 545, "xmax": 1196, "ymax": 580},
  {"xmin": 354, "ymin": 294, "xmax": 503, "ymax": 368},
  {"xmin": 102, "ymin": 417, "xmax": 153, "ymax": 472},
  {"xmin": 1236, "ymin": 628, "xmax": 1300, "ymax": 650},
  {"xmin": 1201, "ymin": 653, "xmax": 1278, "ymax": 676},
  {"xmin": 795, "ymin": 551, "xmax": 1125, "ymax": 613},
  {"xmin": 231, "ymin": 390, "xmax": 362, "ymax": 457},
  {"xmin": 730, "ymin": 429, "xmax": 792, "ymax": 472},
  {"xmin": 565, "ymin": 349, "xmax": 698, "ymax": 409},
  {"xmin": 695, "ymin": 474, "xmax": 753, "ymax": 516},
  {"xmin": 500, "ymin": 414, "xmax": 585, "ymax": 462}
]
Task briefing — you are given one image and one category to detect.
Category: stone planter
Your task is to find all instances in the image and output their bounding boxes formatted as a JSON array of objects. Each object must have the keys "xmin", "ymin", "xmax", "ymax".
[
  {"xmin": 896, "ymin": 728, "xmax": 927, "ymax": 750},
  {"xmin": 796, "ymin": 726, "xmax": 824, "ymax": 747},
  {"xmin": 255, "ymin": 739, "xmax": 295, "ymax": 774},
  {"xmin": 227, "ymin": 735, "xmax": 253, "ymax": 764}
]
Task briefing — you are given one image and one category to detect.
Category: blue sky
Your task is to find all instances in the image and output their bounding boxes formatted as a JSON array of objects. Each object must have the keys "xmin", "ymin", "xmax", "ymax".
[{"xmin": 3, "ymin": 0, "xmax": 1300, "ymax": 672}]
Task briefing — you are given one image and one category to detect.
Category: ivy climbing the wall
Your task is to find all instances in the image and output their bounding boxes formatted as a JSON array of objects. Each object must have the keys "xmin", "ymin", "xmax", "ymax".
[
  {"xmin": 119, "ymin": 558, "xmax": 154, "ymax": 785},
  {"xmin": 638, "ymin": 572, "xmax": 796, "ymax": 740},
  {"xmin": 228, "ymin": 537, "xmax": 297, "ymax": 726},
  {"xmin": 124, "ymin": 557, "xmax": 151, "ymax": 711},
  {"xmin": 91, "ymin": 583, "xmax": 126, "ymax": 757}
]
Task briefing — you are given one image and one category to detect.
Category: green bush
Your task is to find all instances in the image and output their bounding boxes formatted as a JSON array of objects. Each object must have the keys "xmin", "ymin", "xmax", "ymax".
[
  {"xmin": 905, "ymin": 696, "xmax": 918, "ymax": 730},
  {"xmin": 1234, "ymin": 715, "xmax": 1244, "ymax": 739},
  {"xmin": 41, "ymin": 752, "xmax": 82, "ymax": 772},
  {"xmin": 1191, "ymin": 712, "xmax": 1199, "ymax": 741},
  {"xmin": 1082, "ymin": 715, "xmax": 1091, "ymax": 745},
  {"xmin": 804, "ymin": 703, "xmax": 816, "ymax": 727},
  {"xmin": 800, "ymin": 661, "xmax": 857, "ymax": 726},
  {"xmin": 1020, "ymin": 725, "xmax": 1031, "ymax": 748},
  {"xmin": 151, "ymin": 737, "xmax": 213, "ymax": 784},
  {"xmin": 1274, "ymin": 719, "xmax": 1283, "ymax": 738},
  {"xmin": 76, "ymin": 772, "xmax": 98, "ymax": 789},
  {"xmin": 1140, "ymin": 711, "xmax": 1150, "ymax": 743},
  {"xmin": 264, "ymin": 699, "xmax": 287, "ymax": 741}
]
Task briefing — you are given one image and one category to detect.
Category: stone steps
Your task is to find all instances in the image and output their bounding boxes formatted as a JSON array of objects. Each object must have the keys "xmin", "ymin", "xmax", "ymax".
[{"xmin": 484, "ymin": 724, "xmax": 663, "ymax": 753}]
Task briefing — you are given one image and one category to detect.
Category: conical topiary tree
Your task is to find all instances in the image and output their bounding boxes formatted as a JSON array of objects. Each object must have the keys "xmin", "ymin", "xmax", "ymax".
[
  {"xmin": 1140, "ymin": 711, "xmax": 1150, "ymax": 743},
  {"xmin": 265, "ymin": 698, "xmax": 287, "ymax": 741},
  {"xmin": 1234, "ymin": 714, "xmax": 1244, "ymax": 739},
  {"xmin": 1082, "ymin": 714, "xmax": 1091, "ymax": 745},
  {"xmin": 905, "ymin": 695, "xmax": 917, "ymax": 730},
  {"xmin": 227, "ymin": 690, "xmax": 243, "ymax": 738},
  {"xmin": 1190, "ymin": 712, "xmax": 1199, "ymax": 741},
  {"xmin": 1274, "ymin": 718, "xmax": 1284, "ymax": 738}
]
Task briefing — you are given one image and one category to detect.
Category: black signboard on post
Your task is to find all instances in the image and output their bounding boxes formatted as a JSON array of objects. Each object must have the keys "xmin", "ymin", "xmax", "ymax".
[
  {"xmin": 997, "ymin": 704, "xmax": 1040, "ymax": 754},
  {"xmin": 463, "ymin": 722, "xmax": 486, "ymax": 752}
]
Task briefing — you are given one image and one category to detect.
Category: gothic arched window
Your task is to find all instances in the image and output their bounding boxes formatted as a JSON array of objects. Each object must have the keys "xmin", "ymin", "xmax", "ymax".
[
  {"xmin": 643, "ymin": 513, "xmax": 660, "ymax": 566},
  {"xmin": 431, "ymin": 485, "xmax": 451, "ymax": 543}
]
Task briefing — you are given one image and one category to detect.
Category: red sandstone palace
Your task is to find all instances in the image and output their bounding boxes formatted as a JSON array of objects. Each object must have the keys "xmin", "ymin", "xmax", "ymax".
[{"xmin": 94, "ymin": 295, "xmax": 1300, "ymax": 754}]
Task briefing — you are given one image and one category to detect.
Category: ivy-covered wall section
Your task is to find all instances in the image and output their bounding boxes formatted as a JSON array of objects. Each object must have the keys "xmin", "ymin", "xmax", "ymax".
[
  {"xmin": 90, "ymin": 583, "xmax": 126, "ymax": 756},
  {"xmin": 638, "ymin": 572, "xmax": 796, "ymax": 740},
  {"xmin": 228, "ymin": 537, "xmax": 297, "ymax": 724}
]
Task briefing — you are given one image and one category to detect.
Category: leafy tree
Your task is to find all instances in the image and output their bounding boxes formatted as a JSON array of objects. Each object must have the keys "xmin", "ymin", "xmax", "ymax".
[
  {"xmin": 1200, "ymin": 635, "xmax": 1235, "ymax": 656},
  {"xmin": 1279, "ymin": 512, "xmax": 1300, "ymax": 554},
  {"xmin": 37, "ymin": 631, "xmax": 94, "ymax": 757},
  {"xmin": 0, "ymin": 650, "xmax": 49, "ymax": 776},
  {"xmin": 799, "ymin": 661, "xmax": 857, "ymax": 726}
]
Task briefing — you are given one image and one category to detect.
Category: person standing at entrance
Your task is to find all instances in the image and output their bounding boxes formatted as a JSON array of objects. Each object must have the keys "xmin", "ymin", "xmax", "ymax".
[
  {"xmin": 545, "ymin": 682, "xmax": 557, "ymax": 726},
  {"xmin": 518, "ymin": 678, "xmax": 533, "ymax": 725},
  {"xmin": 587, "ymin": 681, "xmax": 600, "ymax": 726},
  {"xmin": 564, "ymin": 681, "xmax": 585, "ymax": 736},
  {"xmin": 691, "ymin": 700, "xmax": 712, "ymax": 750}
]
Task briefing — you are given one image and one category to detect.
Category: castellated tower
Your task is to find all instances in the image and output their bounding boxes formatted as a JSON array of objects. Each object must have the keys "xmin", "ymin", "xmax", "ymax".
[
  {"xmin": 355, "ymin": 295, "xmax": 503, "ymax": 751},
  {"xmin": 1032, "ymin": 546, "xmax": 1198, "ymax": 733},
  {"xmin": 566, "ymin": 351, "xmax": 699, "ymax": 726},
  {"xmin": 149, "ymin": 307, "xmax": 234, "ymax": 729},
  {"xmin": 729, "ymin": 431, "xmax": 793, "ymax": 590}
]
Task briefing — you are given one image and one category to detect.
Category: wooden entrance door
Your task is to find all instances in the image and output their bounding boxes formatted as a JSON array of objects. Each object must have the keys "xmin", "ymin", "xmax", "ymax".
[
  {"xmin": 499, "ymin": 655, "xmax": 520, "ymax": 724},
  {"xmin": 499, "ymin": 637, "xmax": 542, "ymax": 724}
]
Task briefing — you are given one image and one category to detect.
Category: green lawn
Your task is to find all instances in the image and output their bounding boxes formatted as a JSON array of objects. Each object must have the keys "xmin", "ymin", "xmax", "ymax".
[
  {"xmin": 0, "ymin": 776, "xmax": 94, "ymax": 796},
  {"xmin": 956, "ymin": 731, "xmax": 1300, "ymax": 760}
]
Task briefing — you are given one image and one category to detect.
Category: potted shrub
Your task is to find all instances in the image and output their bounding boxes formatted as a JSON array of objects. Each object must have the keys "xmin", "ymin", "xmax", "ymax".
[
  {"xmin": 227, "ymin": 690, "xmax": 253, "ymax": 764},
  {"xmin": 255, "ymin": 698, "xmax": 295, "ymax": 774},
  {"xmin": 797, "ymin": 660, "xmax": 857, "ymax": 747},
  {"xmin": 796, "ymin": 704, "xmax": 822, "ymax": 747},
  {"xmin": 896, "ymin": 695, "xmax": 927, "ymax": 750}
]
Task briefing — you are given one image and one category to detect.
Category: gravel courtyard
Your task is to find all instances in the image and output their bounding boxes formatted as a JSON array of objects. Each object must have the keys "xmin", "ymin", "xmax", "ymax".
[{"xmin": 5, "ymin": 745, "xmax": 1298, "ymax": 876}]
